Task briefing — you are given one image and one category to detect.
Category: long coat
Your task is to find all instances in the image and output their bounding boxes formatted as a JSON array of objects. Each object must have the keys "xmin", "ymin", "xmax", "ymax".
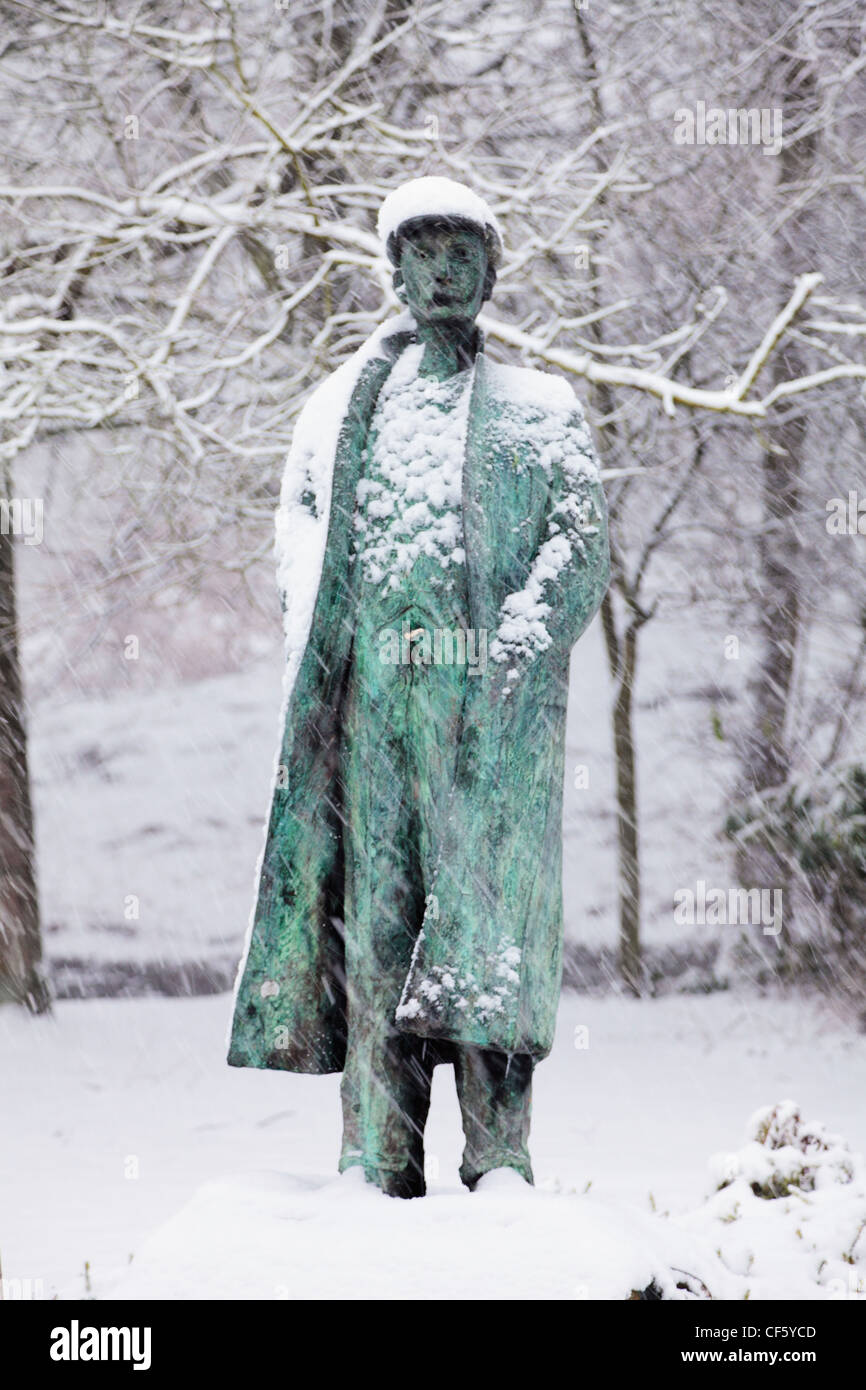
[{"xmin": 227, "ymin": 314, "xmax": 610, "ymax": 1073}]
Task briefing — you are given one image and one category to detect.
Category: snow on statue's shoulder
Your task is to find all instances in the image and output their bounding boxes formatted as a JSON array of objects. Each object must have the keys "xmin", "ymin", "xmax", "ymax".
[
  {"xmin": 486, "ymin": 359, "xmax": 577, "ymax": 414},
  {"xmin": 274, "ymin": 312, "xmax": 414, "ymax": 692},
  {"xmin": 279, "ymin": 311, "xmax": 415, "ymax": 513},
  {"xmin": 485, "ymin": 360, "xmax": 600, "ymax": 486}
]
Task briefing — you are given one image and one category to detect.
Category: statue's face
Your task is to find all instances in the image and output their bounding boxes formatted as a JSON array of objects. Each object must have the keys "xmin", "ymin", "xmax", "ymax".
[{"xmin": 397, "ymin": 221, "xmax": 489, "ymax": 327}]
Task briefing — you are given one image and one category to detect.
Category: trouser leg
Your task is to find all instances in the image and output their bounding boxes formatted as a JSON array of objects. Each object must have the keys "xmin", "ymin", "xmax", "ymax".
[
  {"xmin": 339, "ymin": 1018, "xmax": 437, "ymax": 1197},
  {"xmin": 339, "ymin": 648, "xmax": 435, "ymax": 1197},
  {"xmin": 339, "ymin": 607, "xmax": 467, "ymax": 1196},
  {"xmin": 454, "ymin": 1046, "xmax": 535, "ymax": 1189},
  {"xmin": 398, "ymin": 633, "xmax": 535, "ymax": 1190}
]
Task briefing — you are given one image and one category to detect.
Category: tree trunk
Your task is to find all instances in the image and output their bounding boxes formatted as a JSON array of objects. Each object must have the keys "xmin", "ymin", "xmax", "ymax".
[
  {"xmin": 572, "ymin": 8, "xmax": 646, "ymax": 990},
  {"xmin": 0, "ymin": 487, "xmax": 49, "ymax": 1012},
  {"xmin": 603, "ymin": 596, "xmax": 642, "ymax": 995},
  {"xmin": 744, "ymin": 55, "xmax": 818, "ymax": 796}
]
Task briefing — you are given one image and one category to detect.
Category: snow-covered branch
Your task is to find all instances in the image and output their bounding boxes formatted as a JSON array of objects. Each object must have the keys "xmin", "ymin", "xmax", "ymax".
[{"xmin": 483, "ymin": 272, "xmax": 866, "ymax": 417}]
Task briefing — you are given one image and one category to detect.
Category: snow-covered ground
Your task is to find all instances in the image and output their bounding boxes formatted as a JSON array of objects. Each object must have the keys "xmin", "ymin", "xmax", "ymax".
[
  {"xmin": 31, "ymin": 658, "xmax": 281, "ymax": 991},
  {"xmin": 2, "ymin": 990, "xmax": 864, "ymax": 1300}
]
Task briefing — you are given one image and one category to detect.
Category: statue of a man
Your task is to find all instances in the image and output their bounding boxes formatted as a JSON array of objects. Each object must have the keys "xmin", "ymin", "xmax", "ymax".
[{"xmin": 228, "ymin": 176, "xmax": 610, "ymax": 1198}]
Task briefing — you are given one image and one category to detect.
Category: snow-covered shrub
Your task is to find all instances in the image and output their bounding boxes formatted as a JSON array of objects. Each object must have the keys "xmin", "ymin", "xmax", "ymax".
[
  {"xmin": 687, "ymin": 1101, "xmax": 866, "ymax": 1299},
  {"xmin": 711, "ymin": 1100, "xmax": 856, "ymax": 1199}
]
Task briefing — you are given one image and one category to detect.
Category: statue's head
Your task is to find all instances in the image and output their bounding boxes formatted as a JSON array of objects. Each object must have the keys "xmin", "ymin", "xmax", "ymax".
[
  {"xmin": 379, "ymin": 177, "xmax": 503, "ymax": 329},
  {"xmin": 391, "ymin": 217, "xmax": 495, "ymax": 326}
]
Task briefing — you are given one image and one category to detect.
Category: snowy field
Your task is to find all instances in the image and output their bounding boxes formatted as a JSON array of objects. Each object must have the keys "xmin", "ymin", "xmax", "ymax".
[{"xmin": 2, "ymin": 990, "xmax": 864, "ymax": 1301}]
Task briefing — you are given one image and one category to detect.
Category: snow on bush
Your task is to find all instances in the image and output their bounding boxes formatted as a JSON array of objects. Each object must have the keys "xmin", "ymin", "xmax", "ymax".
[
  {"xmin": 685, "ymin": 1100, "xmax": 866, "ymax": 1299},
  {"xmin": 711, "ymin": 1099, "xmax": 856, "ymax": 1198}
]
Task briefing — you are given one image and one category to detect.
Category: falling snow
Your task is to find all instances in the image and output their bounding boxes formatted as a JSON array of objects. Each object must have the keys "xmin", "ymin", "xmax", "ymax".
[{"xmin": 3, "ymin": 0, "xmax": 865, "ymax": 1312}]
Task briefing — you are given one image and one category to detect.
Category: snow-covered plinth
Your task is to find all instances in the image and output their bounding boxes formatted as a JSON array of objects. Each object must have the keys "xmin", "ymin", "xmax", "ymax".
[{"xmin": 103, "ymin": 1168, "xmax": 720, "ymax": 1302}]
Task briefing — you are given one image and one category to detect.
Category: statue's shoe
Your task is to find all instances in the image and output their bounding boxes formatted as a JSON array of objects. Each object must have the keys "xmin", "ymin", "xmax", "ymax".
[
  {"xmin": 471, "ymin": 1166, "xmax": 534, "ymax": 1195},
  {"xmin": 335, "ymin": 1161, "xmax": 425, "ymax": 1199}
]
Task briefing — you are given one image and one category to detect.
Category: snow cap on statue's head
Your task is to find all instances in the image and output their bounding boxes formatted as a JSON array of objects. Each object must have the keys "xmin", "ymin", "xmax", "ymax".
[{"xmin": 378, "ymin": 176, "xmax": 504, "ymax": 268}]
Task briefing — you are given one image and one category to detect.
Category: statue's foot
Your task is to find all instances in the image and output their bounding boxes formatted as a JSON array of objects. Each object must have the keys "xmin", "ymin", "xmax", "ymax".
[
  {"xmin": 468, "ymin": 1166, "xmax": 534, "ymax": 1194},
  {"xmin": 371, "ymin": 1165, "xmax": 425, "ymax": 1199},
  {"xmin": 339, "ymin": 1159, "xmax": 425, "ymax": 1199}
]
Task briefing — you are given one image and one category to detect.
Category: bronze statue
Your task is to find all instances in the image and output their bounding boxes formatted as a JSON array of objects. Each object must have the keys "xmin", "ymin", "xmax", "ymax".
[{"xmin": 228, "ymin": 176, "xmax": 610, "ymax": 1197}]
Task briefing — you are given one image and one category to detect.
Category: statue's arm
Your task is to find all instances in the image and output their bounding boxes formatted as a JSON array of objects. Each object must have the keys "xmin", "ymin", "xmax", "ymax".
[{"xmin": 486, "ymin": 406, "xmax": 610, "ymax": 697}]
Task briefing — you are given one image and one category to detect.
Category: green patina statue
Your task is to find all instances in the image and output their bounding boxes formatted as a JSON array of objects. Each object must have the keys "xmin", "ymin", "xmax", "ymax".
[{"xmin": 227, "ymin": 176, "xmax": 610, "ymax": 1198}]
